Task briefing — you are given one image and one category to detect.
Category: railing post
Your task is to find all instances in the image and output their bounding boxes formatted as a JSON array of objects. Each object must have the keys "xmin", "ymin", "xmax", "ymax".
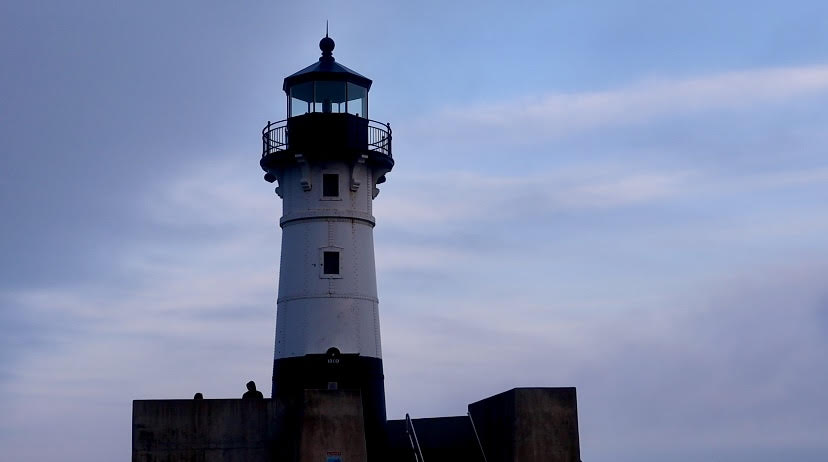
[
  {"xmin": 386, "ymin": 122, "xmax": 392, "ymax": 156},
  {"xmin": 264, "ymin": 120, "xmax": 270, "ymax": 157}
]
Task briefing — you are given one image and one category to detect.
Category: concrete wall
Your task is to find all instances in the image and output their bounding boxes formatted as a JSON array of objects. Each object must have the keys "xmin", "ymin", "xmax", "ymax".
[
  {"xmin": 297, "ymin": 390, "xmax": 367, "ymax": 462},
  {"xmin": 468, "ymin": 388, "xmax": 580, "ymax": 462},
  {"xmin": 133, "ymin": 391, "xmax": 367, "ymax": 462},
  {"xmin": 134, "ymin": 387, "xmax": 579, "ymax": 462},
  {"xmin": 132, "ymin": 399, "xmax": 279, "ymax": 462}
]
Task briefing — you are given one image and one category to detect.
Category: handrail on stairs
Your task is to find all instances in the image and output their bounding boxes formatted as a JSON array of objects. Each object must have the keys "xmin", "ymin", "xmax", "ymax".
[{"xmin": 405, "ymin": 413, "xmax": 426, "ymax": 462}]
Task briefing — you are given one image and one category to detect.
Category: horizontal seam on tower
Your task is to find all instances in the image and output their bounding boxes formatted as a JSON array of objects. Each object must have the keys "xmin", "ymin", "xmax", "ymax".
[
  {"xmin": 280, "ymin": 216, "xmax": 376, "ymax": 228},
  {"xmin": 277, "ymin": 294, "xmax": 380, "ymax": 303},
  {"xmin": 280, "ymin": 210, "xmax": 375, "ymax": 227}
]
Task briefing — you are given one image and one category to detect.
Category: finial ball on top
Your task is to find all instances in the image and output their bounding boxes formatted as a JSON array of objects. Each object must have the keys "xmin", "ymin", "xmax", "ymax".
[{"xmin": 320, "ymin": 36, "xmax": 335, "ymax": 56}]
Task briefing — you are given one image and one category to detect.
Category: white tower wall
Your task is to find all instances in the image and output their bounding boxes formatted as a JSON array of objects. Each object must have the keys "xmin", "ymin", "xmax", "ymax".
[{"xmin": 274, "ymin": 160, "xmax": 383, "ymax": 359}]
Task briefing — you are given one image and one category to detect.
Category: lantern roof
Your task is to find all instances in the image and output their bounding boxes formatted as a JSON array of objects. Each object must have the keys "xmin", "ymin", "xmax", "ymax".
[{"xmin": 282, "ymin": 35, "xmax": 372, "ymax": 92}]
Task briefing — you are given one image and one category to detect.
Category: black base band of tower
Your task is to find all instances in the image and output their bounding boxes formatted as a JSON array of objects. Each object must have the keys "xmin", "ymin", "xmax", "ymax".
[{"xmin": 272, "ymin": 352, "xmax": 387, "ymax": 460}]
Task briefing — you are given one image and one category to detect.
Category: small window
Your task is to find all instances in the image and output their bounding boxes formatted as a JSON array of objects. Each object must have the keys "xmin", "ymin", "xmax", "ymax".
[
  {"xmin": 323, "ymin": 251, "xmax": 340, "ymax": 275},
  {"xmin": 322, "ymin": 173, "xmax": 339, "ymax": 197}
]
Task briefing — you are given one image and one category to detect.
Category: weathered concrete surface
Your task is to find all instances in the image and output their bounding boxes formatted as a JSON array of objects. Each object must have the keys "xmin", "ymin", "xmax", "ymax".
[
  {"xmin": 133, "ymin": 388, "xmax": 578, "ymax": 462},
  {"xmin": 297, "ymin": 390, "xmax": 367, "ymax": 462},
  {"xmin": 133, "ymin": 391, "xmax": 368, "ymax": 462},
  {"xmin": 468, "ymin": 387, "xmax": 580, "ymax": 462},
  {"xmin": 132, "ymin": 398, "xmax": 280, "ymax": 462}
]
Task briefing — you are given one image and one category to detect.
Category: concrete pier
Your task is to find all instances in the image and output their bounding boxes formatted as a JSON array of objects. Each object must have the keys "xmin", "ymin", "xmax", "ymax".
[{"xmin": 133, "ymin": 387, "xmax": 580, "ymax": 461}]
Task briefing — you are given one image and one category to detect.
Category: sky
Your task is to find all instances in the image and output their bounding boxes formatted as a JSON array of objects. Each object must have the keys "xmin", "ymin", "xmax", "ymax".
[{"xmin": 1, "ymin": 1, "xmax": 827, "ymax": 461}]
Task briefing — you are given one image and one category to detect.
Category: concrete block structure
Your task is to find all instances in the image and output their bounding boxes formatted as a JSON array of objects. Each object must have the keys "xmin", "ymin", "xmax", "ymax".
[
  {"xmin": 468, "ymin": 388, "xmax": 581, "ymax": 462},
  {"xmin": 132, "ymin": 399, "xmax": 279, "ymax": 461},
  {"xmin": 296, "ymin": 390, "xmax": 367, "ymax": 462},
  {"xmin": 133, "ymin": 388, "xmax": 579, "ymax": 462},
  {"xmin": 133, "ymin": 391, "xmax": 368, "ymax": 462}
]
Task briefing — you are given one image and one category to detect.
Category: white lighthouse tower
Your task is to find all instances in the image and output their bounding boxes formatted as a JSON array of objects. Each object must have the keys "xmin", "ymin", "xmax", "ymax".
[{"xmin": 260, "ymin": 35, "xmax": 393, "ymax": 458}]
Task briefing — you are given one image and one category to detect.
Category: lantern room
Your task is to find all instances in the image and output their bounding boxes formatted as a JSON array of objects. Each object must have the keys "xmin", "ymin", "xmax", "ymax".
[
  {"xmin": 283, "ymin": 35, "xmax": 371, "ymax": 118},
  {"xmin": 261, "ymin": 35, "xmax": 392, "ymax": 176}
]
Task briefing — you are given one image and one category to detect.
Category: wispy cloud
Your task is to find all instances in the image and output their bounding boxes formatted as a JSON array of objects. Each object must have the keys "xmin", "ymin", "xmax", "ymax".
[
  {"xmin": 383, "ymin": 260, "xmax": 828, "ymax": 453},
  {"xmin": 376, "ymin": 167, "xmax": 694, "ymax": 227},
  {"xmin": 376, "ymin": 163, "xmax": 828, "ymax": 232},
  {"xmin": 413, "ymin": 64, "xmax": 828, "ymax": 141}
]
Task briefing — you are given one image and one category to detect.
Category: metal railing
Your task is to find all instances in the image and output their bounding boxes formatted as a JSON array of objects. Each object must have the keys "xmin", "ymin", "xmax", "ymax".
[
  {"xmin": 262, "ymin": 119, "xmax": 288, "ymax": 157},
  {"xmin": 405, "ymin": 413, "xmax": 425, "ymax": 462},
  {"xmin": 261, "ymin": 118, "xmax": 392, "ymax": 158},
  {"xmin": 367, "ymin": 120, "xmax": 392, "ymax": 156},
  {"xmin": 468, "ymin": 411, "xmax": 489, "ymax": 462}
]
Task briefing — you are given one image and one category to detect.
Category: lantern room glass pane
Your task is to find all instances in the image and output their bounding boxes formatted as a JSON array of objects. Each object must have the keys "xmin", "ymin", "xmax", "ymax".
[
  {"xmin": 289, "ymin": 82, "xmax": 313, "ymax": 117},
  {"xmin": 346, "ymin": 83, "xmax": 367, "ymax": 118},
  {"xmin": 314, "ymin": 81, "xmax": 346, "ymax": 113}
]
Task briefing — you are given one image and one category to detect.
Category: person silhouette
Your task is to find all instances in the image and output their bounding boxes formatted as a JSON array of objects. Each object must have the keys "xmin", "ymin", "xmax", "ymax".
[
  {"xmin": 242, "ymin": 380, "xmax": 264, "ymax": 400},
  {"xmin": 193, "ymin": 393, "xmax": 203, "ymax": 400}
]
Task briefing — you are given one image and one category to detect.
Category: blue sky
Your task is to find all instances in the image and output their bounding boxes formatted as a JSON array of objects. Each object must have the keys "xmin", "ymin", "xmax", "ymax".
[{"xmin": 2, "ymin": 1, "xmax": 828, "ymax": 461}]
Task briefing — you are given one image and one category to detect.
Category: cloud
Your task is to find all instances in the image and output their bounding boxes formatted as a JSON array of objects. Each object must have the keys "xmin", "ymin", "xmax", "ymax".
[
  {"xmin": 382, "ymin": 259, "xmax": 828, "ymax": 461},
  {"xmin": 412, "ymin": 64, "xmax": 828, "ymax": 142},
  {"xmin": 375, "ymin": 167, "xmax": 694, "ymax": 228},
  {"xmin": 375, "ymin": 163, "xmax": 828, "ymax": 236}
]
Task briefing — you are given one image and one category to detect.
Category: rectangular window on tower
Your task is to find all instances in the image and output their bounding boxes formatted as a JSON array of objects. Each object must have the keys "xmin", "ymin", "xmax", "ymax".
[
  {"xmin": 322, "ymin": 173, "xmax": 339, "ymax": 198},
  {"xmin": 323, "ymin": 251, "xmax": 340, "ymax": 275}
]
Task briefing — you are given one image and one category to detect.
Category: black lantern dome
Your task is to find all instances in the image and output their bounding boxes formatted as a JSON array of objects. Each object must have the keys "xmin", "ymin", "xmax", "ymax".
[
  {"xmin": 260, "ymin": 36, "xmax": 392, "ymax": 177},
  {"xmin": 283, "ymin": 35, "xmax": 372, "ymax": 118}
]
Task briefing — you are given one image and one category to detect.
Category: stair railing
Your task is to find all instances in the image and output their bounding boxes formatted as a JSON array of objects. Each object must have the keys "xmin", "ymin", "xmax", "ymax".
[
  {"xmin": 405, "ymin": 413, "xmax": 425, "ymax": 462},
  {"xmin": 468, "ymin": 411, "xmax": 489, "ymax": 462}
]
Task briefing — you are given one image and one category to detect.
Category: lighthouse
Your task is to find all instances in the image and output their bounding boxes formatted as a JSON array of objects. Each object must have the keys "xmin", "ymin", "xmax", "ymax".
[
  {"xmin": 132, "ymin": 33, "xmax": 582, "ymax": 462},
  {"xmin": 260, "ymin": 35, "xmax": 394, "ymax": 459}
]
